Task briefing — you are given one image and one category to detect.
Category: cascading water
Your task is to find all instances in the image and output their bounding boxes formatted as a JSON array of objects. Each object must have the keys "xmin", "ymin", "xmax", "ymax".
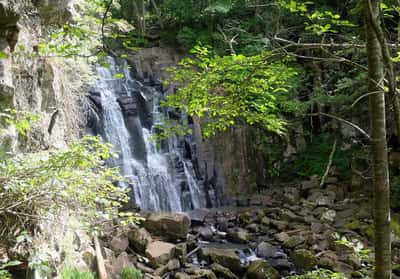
[{"xmin": 87, "ymin": 57, "xmax": 207, "ymax": 212}]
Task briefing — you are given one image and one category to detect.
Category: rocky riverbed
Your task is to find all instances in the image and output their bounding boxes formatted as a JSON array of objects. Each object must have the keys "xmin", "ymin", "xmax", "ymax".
[{"xmin": 80, "ymin": 174, "xmax": 400, "ymax": 279}]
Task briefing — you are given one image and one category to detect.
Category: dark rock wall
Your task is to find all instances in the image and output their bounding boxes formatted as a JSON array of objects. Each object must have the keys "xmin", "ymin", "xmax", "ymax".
[
  {"xmin": 126, "ymin": 47, "xmax": 290, "ymax": 204},
  {"xmin": 0, "ymin": 0, "xmax": 88, "ymax": 152}
]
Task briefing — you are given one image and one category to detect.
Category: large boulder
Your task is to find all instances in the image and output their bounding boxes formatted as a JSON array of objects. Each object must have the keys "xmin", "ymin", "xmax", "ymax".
[
  {"xmin": 256, "ymin": 242, "xmax": 279, "ymax": 259},
  {"xmin": 321, "ymin": 209, "xmax": 336, "ymax": 223},
  {"xmin": 227, "ymin": 228, "xmax": 250, "ymax": 244},
  {"xmin": 144, "ymin": 212, "xmax": 191, "ymax": 241},
  {"xmin": 199, "ymin": 226, "xmax": 214, "ymax": 241},
  {"xmin": 200, "ymin": 248, "xmax": 241, "ymax": 273},
  {"xmin": 175, "ymin": 272, "xmax": 191, "ymax": 279},
  {"xmin": 167, "ymin": 259, "xmax": 181, "ymax": 271},
  {"xmin": 188, "ymin": 208, "xmax": 210, "ymax": 225},
  {"xmin": 145, "ymin": 241, "xmax": 176, "ymax": 268},
  {"xmin": 301, "ymin": 176, "xmax": 320, "ymax": 191},
  {"xmin": 128, "ymin": 227, "xmax": 152, "ymax": 253},
  {"xmin": 110, "ymin": 234, "xmax": 129, "ymax": 252},
  {"xmin": 283, "ymin": 235, "xmax": 305, "ymax": 248},
  {"xmin": 245, "ymin": 260, "xmax": 280, "ymax": 279},
  {"xmin": 292, "ymin": 249, "xmax": 317, "ymax": 271},
  {"xmin": 308, "ymin": 190, "xmax": 336, "ymax": 206},
  {"xmin": 189, "ymin": 268, "xmax": 218, "ymax": 279},
  {"xmin": 274, "ymin": 232, "xmax": 289, "ymax": 243},
  {"xmin": 210, "ymin": 263, "xmax": 239, "ymax": 279}
]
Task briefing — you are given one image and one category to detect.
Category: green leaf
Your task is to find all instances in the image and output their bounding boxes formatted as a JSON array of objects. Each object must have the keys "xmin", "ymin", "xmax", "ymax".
[
  {"xmin": 114, "ymin": 73, "xmax": 124, "ymax": 79},
  {"xmin": 0, "ymin": 51, "xmax": 9, "ymax": 59}
]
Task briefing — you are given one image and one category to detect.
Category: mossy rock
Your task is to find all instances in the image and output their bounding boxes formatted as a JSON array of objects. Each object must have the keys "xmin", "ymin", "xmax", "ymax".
[
  {"xmin": 210, "ymin": 263, "xmax": 238, "ymax": 279},
  {"xmin": 344, "ymin": 219, "xmax": 363, "ymax": 231},
  {"xmin": 245, "ymin": 260, "xmax": 280, "ymax": 279},
  {"xmin": 283, "ymin": 235, "xmax": 305, "ymax": 248},
  {"xmin": 206, "ymin": 248, "xmax": 242, "ymax": 273},
  {"xmin": 352, "ymin": 270, "xmax": 365, "ymax": 278},
  {"xmin": 292, "ymin": 249, "xmax": 317, "ymax": 271},
  {"xmin": 192, "ymin": 269, "xmax": 217, "ymax": 279}
]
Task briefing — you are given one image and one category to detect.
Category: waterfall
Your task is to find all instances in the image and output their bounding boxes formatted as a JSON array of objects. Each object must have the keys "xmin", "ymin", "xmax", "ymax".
[{"xmin": 89, "ymin": 57, "xmax": 207, "ymax": 212}]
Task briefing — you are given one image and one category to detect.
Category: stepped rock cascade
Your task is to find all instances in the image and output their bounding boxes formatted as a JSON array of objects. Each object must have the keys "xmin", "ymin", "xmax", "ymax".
[{"xmin": 87, "ymin": 57, "xmax": 208, "ymax": 211}]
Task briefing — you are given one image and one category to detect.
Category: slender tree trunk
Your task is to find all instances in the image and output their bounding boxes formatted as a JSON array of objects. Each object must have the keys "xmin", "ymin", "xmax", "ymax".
[
  {"xmin": 150, "ymin": 0, "xmax": 164, "ymax": 28},
  {"xmin": 366, "ymin": 0, "xmax": 400, "ymax": 142},
  {"xmin": 132, "ymin": 0, "xmax": 145, "ymax": 35},
  {"xmin": 365, "ymin": 1, "xmax": 392, "ymax": 278},
  {"xmin": 311, "ymin": 62, "xmax": 322, "ymax": 133},
  {"xmin": 141, "ymin": 0, "xmax": 146, "ymax": 33}
]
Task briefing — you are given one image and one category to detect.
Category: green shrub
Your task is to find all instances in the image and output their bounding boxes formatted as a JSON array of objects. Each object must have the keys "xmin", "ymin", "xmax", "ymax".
[
  {"xmin": 0, "ymin": 260, "xmax": 23, "ymax": 279},
  {"xmin": 120, "ymin": 267, "xmax": 143, "ymax": 279},
  {"xmin": 61, "ymin": 268, "xmax": 95, "ymax": 279},
  {"xmin": 0, "ymin": 136, "xmax": 142, "ymax": 245},
  {"xmin": 283, "ymin": 134, "xmax": 364, "ymax": 178},
  {"xmin": 0, "ymin": 270, "xmax": 11, "ymax": 279}
]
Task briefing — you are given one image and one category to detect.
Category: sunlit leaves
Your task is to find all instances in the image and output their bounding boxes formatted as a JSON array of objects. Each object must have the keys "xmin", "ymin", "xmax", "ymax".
[
  {"xmin": 0, "ymin": 109, "xmax": 40, "ymax": 136},
  {"xmin": 288, "ymin": 268, "xmax": 347, "ymax": 279},
  {"xmin": 114, "ymin": 73, "xmax": 125, "ymax": 79},
  {"xmin": 277, "ymin": 0, "xmax": 355, "ymax": 35},
  {"xmin": 0, "ymin": 51, "xmax": 9, "ymax": 59},
  {"xmin": 0, "ymin": 136, "xmax": 140, "ymax": 242},
  {"xmin": 163, "ymin": 45, "xmax": 300, "ymax": 137}
]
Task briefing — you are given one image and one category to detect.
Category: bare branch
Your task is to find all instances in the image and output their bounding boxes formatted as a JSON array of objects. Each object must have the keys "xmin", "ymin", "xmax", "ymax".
[
  {"xmin": 217, "ymin": 26, "xmax": 239, "ymax": 55},
  {"xmin": 101, "ymin": 0, "xmax": 114, "ymax": 50},
  {"xmin": 308, "ymin": 112, "xmax": 370, "ymax": 139},
  {"xmin": 273, "ymin": 35, "xmax": 400, "ymax": 49},
  {"xmin": 320, "ymin": 139, "xmax": 337, "ymax": 187},
  {"xmin": 351, "ymin": 90, "xmax": 384, "ymax": 107}
]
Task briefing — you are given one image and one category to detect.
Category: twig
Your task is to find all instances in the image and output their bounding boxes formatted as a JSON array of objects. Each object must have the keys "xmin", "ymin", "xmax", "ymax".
[{"xmin": 320, "ymin": 139, "xmax": 337, "ymax": 187}]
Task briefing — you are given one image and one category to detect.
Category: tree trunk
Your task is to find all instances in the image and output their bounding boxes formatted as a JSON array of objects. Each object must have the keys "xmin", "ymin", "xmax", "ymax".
[
  {"xmin": 311, "ymin": 62, "xmax": 322, "ymax": 133},
  {"xmin": 365, "ymin": 1, "xmax": 392, "ymax": 278},
  {"xmin": 366, "ymin": 0, "xmax": 400, "ymax": 142},
  {"xmin": 132, "ymin": 0, "xmax": 145, "ymax": 35},
  {"xmin": 150, "ymin": 0, "xmax": 163, "ymax": 28}
]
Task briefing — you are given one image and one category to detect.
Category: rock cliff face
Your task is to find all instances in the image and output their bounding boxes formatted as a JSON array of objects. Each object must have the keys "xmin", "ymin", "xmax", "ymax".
[{"xmin": 0, "ymin": 0, "xmax": 87, "ymax": 152}]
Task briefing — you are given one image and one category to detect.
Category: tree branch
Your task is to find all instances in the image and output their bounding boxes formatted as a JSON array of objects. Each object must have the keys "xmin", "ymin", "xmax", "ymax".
[
  {"xmin": 351, "ymin": 90, "xmax": 384, "ymax": 107},
  {"xmin": 101, "ymin": 0, "xmax": 114, "ymax": 50},
  {"xmin": 320, "ymin": 139, "xmax": 337, "ymax": 187},
  {"xmin": 273, "ymin": 35, "xmax": 400, "ymax": 49},
  {"xmin": 307, "ymin": 112, "xmax": 370, "ymax": 139}
]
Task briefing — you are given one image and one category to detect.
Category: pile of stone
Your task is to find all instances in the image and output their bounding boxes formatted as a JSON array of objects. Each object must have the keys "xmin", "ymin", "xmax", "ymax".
[{"xmin": 82, "ymin": 175, "xmax": 397, "ymax": 278}]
